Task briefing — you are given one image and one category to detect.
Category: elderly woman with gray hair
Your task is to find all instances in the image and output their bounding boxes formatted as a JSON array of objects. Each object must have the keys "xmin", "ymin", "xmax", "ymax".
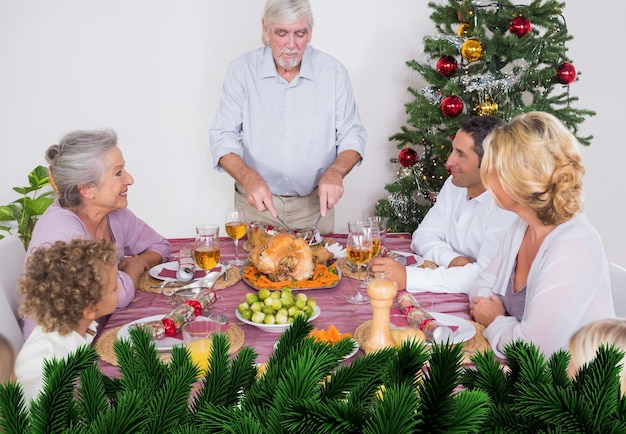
[{"xmin": 23, "ymin": 128, "xmax": 170, "ymax": 338}]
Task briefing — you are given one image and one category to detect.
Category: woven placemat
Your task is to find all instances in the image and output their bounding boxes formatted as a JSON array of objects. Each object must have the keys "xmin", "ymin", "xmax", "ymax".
[
  {"xmin": 353, "ymin": 319, "xmax": 490, "ymax": 364},
  {"xmin": 336, "ymin": 257, "xmax": 370, "ymax": 281},
  {"xmin": 337, "ymin": 257, "xmax": 438, "ymax": 281},
  {"xmin": 138, "ymin": 267, "xmax": 241, "ymax": 294},
  {"xmin": 95, "ymin": 323, "xmax": 245, "ymax": 366}
]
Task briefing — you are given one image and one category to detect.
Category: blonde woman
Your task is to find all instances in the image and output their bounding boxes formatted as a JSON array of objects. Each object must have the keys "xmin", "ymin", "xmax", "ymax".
[
  {"xmin": 468, "ymin": 111, "xmax": 614, "ymax": 359},
  {"xmin": 568, "ymin": 318, "xmax": 626, "ymax": 395}
]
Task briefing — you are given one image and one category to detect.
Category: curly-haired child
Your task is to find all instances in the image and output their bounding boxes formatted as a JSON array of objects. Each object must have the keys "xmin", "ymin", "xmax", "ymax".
[{"xmin": 14, "ymin": 238, "xmax": 119, "ymax": 402}]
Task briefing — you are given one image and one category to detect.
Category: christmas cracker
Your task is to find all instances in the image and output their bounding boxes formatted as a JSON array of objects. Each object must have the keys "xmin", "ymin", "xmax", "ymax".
[
  {"xmin": 132, "ymin": 320, "xmax": 165, "ymax": 340},
  {"xmin": 176, "ymin": 248, "xmax": 195, "ymax": 282},
  {"xmin": 185, "ymin": 288, "xmax": 218, "ymax": 316},
  {"xmin": 162, "ymin": 303, "xmax": 197, "ymax": 337},
  {"xmin": 396, "ymin": 292, "xmax": 453, "ymax": 343}
]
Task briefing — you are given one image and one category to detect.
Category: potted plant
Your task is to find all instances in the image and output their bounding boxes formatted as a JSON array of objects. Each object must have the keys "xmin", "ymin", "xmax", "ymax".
[{"xmin": 0, "ymin": 165, "xmax": 54, "ymax": 249}]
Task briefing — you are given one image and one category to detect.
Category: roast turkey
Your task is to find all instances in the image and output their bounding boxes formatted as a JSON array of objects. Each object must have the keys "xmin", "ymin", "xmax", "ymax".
[{"xmin": 248, "ymin": 232, "xmax": 315, "ymax": 281}]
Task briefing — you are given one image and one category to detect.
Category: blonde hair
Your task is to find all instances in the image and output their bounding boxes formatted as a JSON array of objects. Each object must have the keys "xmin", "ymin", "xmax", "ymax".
[
  {"xmin": 18, "ymin": 238, "xmax": 118, "ymax": 336},
  {"xmin": 569, "ymin": 318, "xmax": 626, "ymax": 395},
  {"xmin": 480, "ymin": 111, "xmax": 584, "ymax": 225},
  {"xmin": 0, "ymin": 334, "xmax": 15, "ymax": 384}
]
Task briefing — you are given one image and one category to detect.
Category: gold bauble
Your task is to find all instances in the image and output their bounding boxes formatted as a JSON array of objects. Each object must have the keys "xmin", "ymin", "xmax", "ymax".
[
  {"xmin": 461, "ymin": 38, "xmax": 484, "ymax": 62},
  {"xmin": 457, "ymin": 23, "xmax": 470, "ymax": 38},
  {"xmin": 475, "ymin": 98, "xmax": 498, "ymax": 116}
]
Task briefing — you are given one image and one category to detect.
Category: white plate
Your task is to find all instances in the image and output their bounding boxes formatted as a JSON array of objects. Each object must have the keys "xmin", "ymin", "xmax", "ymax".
[
  {"xmin": 117, "ymin": 314, "xmax": 183, "ymax": 351},
  {"xmin": 235, "ymin": 305, "xmax": 321, "ymax": 333},
  {"xmin": 274, "ymin": 337, "xmax": 359, "ymax": 360},
  {"xmin": 427, "ymin": 312, "xmax": 475, "ymax": 344},
  {"xmin": 149, "ymin": 261, "xmax": 226, "ymax": 281},
  {"xmin": 390, "ymin": 251, "xmax": 425, "ymax": 268},
  {"xmin": 149, "ymin": 261, "xmax": 181, "ymax": 280}
]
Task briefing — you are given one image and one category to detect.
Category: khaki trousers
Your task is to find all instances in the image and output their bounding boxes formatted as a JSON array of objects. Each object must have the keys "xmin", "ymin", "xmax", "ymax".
[{"xmin": 234, "ymin": 183, "xmax": 334, "ymax": 234}]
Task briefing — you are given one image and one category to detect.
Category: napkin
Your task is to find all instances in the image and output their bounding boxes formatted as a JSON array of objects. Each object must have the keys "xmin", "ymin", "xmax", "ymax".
[
  {"xmin": 325, "ymin": 242, "xmax": 346, "ymax": 259},
  {"xmin": 405, "ymin": 256, "xmax": 418, "ymax": 266},
  {"xmin": 157, "ymin": 265, "xmax": 223, "ymax": 279},
  {"xmin": 390, "ymin": 251, "xmax": 423, "ymax": 267}
]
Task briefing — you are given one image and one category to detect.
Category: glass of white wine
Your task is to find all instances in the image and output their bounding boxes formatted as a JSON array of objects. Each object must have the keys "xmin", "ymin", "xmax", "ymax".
[
  {"xmin": 194, "ymin": 224, "xmax": 221, "ymax": 273},
  {"xmin": 225, "ymin": 208, "xmax": 246, "ymax": 267},
  {"xmin": 346, "ymin": 228, "xmax": 373, "ymax": 304},
  {"xmin": 363, "ymin": 223, "xmax": 381, "ymax": 287}
]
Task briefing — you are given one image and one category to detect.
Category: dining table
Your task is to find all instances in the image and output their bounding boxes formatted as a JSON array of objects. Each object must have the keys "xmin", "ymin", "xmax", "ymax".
[{"xmin": 94, "ymin": 232, "xmax": 490, "ymax": 378}]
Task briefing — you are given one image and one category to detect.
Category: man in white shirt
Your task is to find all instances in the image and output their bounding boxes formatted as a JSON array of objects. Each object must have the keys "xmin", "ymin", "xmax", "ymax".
[
  {"xmin": 209, "ymin": 0, "xmax": 366, "ymax": 234},
  {"xmin": 370, "ymin": 115, "xmax": 515, "ymax": 294}
]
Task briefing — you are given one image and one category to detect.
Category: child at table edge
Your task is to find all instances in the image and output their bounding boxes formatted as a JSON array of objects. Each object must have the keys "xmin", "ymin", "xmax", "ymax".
[{"xmin": 14, "ymin": 238, "xmax": 120, "ymax": 403}]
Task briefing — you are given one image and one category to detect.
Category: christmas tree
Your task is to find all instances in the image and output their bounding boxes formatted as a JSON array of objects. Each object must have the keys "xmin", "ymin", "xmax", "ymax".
[{"xmin": 375, "ymin": 0, "xmax": 595, "ymax": 233}]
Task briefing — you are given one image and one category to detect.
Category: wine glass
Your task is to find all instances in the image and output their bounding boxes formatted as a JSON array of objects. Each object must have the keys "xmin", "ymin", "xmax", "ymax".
[
  {"xmin": 363, "ymin": 223, "xmax": 381, "ymax": 286},
  {"xmin": 225, "ymin": 208, "xmax": 246, "ymax": 267},
  {"xmin": 346, "ymin": 228, "xmax": 373, "ymax": 304},
  {"xmin": 368, "ymin": 216, "xmax": 388, "ymax": 248},
  {"xmin": 194, "ymin": 224, "xmax": 221, "ymax": 274}
]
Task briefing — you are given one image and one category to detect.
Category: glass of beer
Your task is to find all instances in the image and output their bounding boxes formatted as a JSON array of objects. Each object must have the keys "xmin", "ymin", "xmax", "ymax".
[
  {"xmin": 194, "ymin": 224, "xmax": 220, "ymax": 272},
  {"xmin": 345, "ymin": 227, "xmax": 373, "ymax": 305},
  {"xmin": 368, "ymin": 216, "xmax": 388, "ymax": 246},
  {"xmin": 182, "ymin": 319, "xmax": 222, "ymax": 376},
  {"xmin": 225, "ymin": 208, "xmax": 246, "ymax": 267}
]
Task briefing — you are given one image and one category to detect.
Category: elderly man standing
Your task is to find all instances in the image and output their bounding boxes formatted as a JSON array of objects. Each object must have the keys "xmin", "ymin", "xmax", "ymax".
[
  {"xmin": 370, "ymin": 115, "xmax": 516, "ymax": 294},
  {"xmin": 210, "ymin": 0, "xmax": 366, "ymax": 234}
]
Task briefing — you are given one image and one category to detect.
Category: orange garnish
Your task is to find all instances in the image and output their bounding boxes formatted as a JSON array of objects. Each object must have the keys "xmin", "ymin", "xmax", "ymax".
[
  {"xmin": 243, "ymin": 263, "xmax": 339, "ymax": 290},
  {"xmin": 310, "ymin": 324, "xmax": 352, "ymax": 344}
]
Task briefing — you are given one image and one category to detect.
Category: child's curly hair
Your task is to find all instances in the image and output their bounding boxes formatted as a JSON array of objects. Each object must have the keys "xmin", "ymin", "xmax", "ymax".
[{"xmin": 18, "ymin": 238, "xmax": 118, "ymax": 336}]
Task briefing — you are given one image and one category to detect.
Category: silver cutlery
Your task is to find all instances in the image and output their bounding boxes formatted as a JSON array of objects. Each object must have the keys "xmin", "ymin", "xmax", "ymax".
[
  {"xmin": 157, "ymin": 268, "xmax": 227, "ymax": 296},
  {"xmin": 303, "ymin": 213, "xmax": 322, "ymax": 245},
  {"xmin": 276, "ymin": 215, "xmax": 294, "ymax": 233}
]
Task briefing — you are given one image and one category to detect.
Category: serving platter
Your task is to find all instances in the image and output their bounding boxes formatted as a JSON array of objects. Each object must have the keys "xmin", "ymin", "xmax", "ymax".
[{"xmin": 240, "ymin": 262, "xmax": 341, "ymax": 291}]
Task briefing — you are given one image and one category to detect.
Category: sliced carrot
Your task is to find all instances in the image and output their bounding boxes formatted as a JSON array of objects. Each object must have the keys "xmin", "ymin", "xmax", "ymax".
[
  {"xmin": 243, "ymin": 262, "xmax": 340, "ymax": 290},
  {"xmin": 309, "ymin": 324, "xmax": 352, "ymax": 343}
]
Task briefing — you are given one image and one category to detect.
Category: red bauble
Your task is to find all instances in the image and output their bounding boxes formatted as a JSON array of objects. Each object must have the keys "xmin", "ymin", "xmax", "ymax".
[
  {"xmin": 509, "ymin": 16, "xmax": 532, "ymax": 37},
  {"xmin": 436, "ymin": 56, "xmax": 458, "ymax": 77},
  {"xmin": 398, "ymin": 148, "xmax": 418, "ymax": 168},
  {"xmin": 441, "ymin": 96, "xmax": 464, "ymax": 117},
  {"xmin": 556, "ymin": 62, "xmax": 577, "ymax": 84}
]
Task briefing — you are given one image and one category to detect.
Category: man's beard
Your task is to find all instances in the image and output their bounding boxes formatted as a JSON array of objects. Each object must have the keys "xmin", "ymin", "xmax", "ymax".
[{"xmin": 277, "ymin": 50, "xmax": 301, "ymax": 69}]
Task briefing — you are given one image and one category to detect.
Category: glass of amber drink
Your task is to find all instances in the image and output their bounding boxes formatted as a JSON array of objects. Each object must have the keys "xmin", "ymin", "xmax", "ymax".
[
  {"xmin": 183, "ymin": 319, "xmax": 222, "ymax": 376},
  {"xmin": 194, "ymin": 224, "xmax": 220, "ymax": 272},
  {"xmin": 225, "ymin": 208, "xmax": 246, "ymax": 267},
  {"xmin": 346, "ymin": 227, "xmax": 373, "ymax": 304}
]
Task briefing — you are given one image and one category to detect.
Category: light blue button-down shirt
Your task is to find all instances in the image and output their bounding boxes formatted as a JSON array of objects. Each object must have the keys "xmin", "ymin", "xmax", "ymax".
[{"xmin": 210, "ymin": 45, "xmax": 366, "ymax": 196}]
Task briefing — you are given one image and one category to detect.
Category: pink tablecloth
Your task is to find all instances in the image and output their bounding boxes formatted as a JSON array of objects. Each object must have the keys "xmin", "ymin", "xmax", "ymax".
[{"xmin": 96, "ymin": 233, "xmax": 470, "ymax": 377}]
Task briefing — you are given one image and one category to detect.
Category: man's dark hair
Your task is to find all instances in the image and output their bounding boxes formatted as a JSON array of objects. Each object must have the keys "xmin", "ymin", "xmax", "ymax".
[{"xmin": 460, "ymin": 115, "xmax": 505, "ymax": 162}]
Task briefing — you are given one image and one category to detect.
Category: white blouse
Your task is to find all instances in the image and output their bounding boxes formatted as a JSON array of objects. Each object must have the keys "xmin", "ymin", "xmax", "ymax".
[{"xmin": 469, "ymin": 213, "xmax": 615, "ymax": 358}]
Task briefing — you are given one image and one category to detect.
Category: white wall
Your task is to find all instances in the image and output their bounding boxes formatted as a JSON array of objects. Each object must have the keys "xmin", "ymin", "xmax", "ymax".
[{"xmin": 1, "ymin": 1, "xmax": 624, "ymax": 266}]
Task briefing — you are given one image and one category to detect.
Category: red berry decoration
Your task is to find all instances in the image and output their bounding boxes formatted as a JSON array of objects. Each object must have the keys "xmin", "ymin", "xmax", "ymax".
[
  {"xmin": 556, "ymin": 62, "xmax": 577, "ymax": 84},
  {"xmin": 441, "ymin": 95, "xmax": 464, "ymax": 117},
  {"xmin": 509, "ymin": 16, "xmax": 532, "ymax": 37},
  {"xmin": 436, "ymin": 56, "xmax": 458, "ymax": 77},
  {"xmin": 398, "ymin": 148, "xmax": 418, "ymax": 168}
]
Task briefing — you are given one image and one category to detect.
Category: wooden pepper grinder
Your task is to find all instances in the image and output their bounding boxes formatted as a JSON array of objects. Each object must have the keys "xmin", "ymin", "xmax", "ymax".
[{"xmin": 363, "ymin": 272, "xmax": 398, "ymax": 354}]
